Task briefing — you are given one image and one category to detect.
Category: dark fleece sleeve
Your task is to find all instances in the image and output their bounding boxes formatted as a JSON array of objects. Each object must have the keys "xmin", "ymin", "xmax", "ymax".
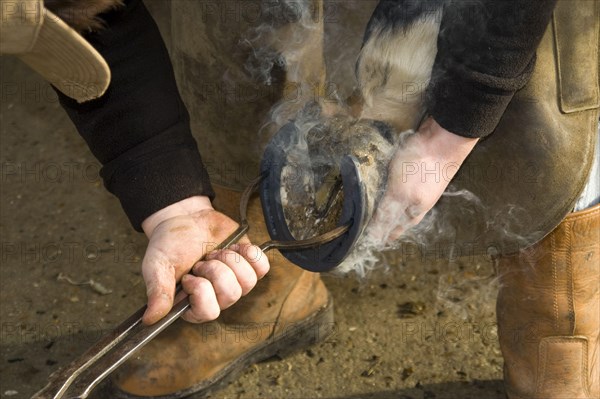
[
  {"xmin": 427, "ymin": 0, "xmax": 557, "ymax": 138},
  {"xmin": 56, "ymin": 0, "xmax": 214, "ymax": 231}
]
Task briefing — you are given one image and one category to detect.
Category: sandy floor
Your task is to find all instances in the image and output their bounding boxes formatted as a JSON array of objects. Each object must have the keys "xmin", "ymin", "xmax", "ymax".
[{"xmin": 1, "ymin": 54, "xmax": 505, "ymax": 399}]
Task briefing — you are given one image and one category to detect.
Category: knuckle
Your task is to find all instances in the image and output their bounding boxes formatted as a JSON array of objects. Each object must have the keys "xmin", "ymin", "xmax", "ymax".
[
  {"xmin": 243, "ymin": 271, "xmax": 258, "ymax": 287},
  {"xmin": 181, "ymin": 280, "xmax": 194, "ymax": 295},
  {"xmin": 243, "ymin": 244, "xmax": 264, "ymax": 263},
  {"xmin": 196, "ymin": 276, "xmax": 213, "ymax": 290},
  {"xmin": 182, "ymin": 311, "xmax": 193, "ymax": 323},
  {"xmin": 183, "ymin": 275, "xmax": 209, "ymax": 296},
  {"xmin": 257, "ymin": 264, "xmax": 270, "ymax": 279},
  {"xmin": 404, "ymin": 203, "xmax": 423, "ymax": 220},
  {"xmin": 201, "ymin": 305, "xmax": 220, "ymax": 321},
  {"xmin": 221, "ymin": 249, "xmax": 243, "ymax": 264},
  {"xmin": 189, "ymin": 279, "xmax": 205, "ymax": 295},
  {"xmin": 239, "ymin": 269, "xmax": 258, "ymax": 290},
  {"xmin": 196, "ymin": 259, "xmax": 221, "ymax": 277},
  {"xmin": 252, "ymin": 257, "xmax": 270, "ymax": 278},
  {"xmin": 219, "ymin": 286, "xmax": 242, "ymax": 308},
  {"xmin": 187, "ymin": 283, "xmax": 221, "ymax": 322},
  {"xmin": 183, "ymin": 310, "xmax": 201, "ymax": 324},
  {"xmin": 213, "ymin": 264, "xmax": 237, "ymax": 284}
]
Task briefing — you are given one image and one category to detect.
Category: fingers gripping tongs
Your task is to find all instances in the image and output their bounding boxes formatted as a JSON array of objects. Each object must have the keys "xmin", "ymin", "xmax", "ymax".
[{"xmin": 32, "ymin": 174, "xmax": 350, "ymax": 399}]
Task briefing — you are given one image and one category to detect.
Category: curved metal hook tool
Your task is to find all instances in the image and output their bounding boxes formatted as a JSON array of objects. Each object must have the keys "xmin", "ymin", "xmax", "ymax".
[{"xmin": 32, "ymin": 174, "xmax": 349, "ymax": 399}]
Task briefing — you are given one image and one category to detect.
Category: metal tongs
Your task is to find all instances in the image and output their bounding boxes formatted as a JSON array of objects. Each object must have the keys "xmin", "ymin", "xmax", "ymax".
[{"xmin": 32, "ymin": 174, "xmax": 350, "ymax": 399}]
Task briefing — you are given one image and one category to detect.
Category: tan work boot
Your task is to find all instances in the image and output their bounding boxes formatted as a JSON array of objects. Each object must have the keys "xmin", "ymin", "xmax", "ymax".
[
  {"xmin": 496, "ymin": 204, "xmax": 600, "ymax": 399},
  {"xmin": 111, "ymin": 186, "xmax": 334, "ymax": 398}
]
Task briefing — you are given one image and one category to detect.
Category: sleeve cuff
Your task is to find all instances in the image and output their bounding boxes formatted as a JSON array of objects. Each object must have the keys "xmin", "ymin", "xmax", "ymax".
[
  {"xmin": 100, "ymin": 122, "xmax": 214, "ymax": 231},
  {"xmin": 427, "ymin": 55, "xmax": 536, "ymax": 139}
]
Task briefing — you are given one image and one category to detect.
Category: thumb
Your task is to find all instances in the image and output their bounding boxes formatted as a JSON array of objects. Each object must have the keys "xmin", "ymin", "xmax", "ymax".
[{"xmin": 142, "ymin": 255, "xmax": 177, "ymax": 325}]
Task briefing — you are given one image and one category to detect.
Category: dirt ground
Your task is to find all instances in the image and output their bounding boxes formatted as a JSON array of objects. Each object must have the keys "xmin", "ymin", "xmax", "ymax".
[
  {"xmin": 0, "ymin": 0, "xmax": 510, "ymax": 393},
  {"xmin": 0, "ymin": 55, "xmax": 505, "ymax": 399}
]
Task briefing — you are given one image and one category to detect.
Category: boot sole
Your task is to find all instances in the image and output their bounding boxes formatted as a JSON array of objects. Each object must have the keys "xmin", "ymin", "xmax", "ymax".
[{"xmin": 110, "ymin": 295, "xmax": 335, "ymax": 399}]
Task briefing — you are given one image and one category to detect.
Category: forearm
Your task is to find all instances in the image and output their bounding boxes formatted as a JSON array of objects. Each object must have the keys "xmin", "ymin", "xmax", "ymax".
[
  {"xmin": 56, "ymin": 0, "xmax": 213, "ymax": 231},
  {"xmin": 427, "ymin": 0, "xmax": 557, "ymax": 138}
]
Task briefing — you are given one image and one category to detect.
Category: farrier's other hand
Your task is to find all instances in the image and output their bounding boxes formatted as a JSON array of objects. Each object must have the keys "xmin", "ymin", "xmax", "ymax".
[
  {"xmin": 140, "ymin": 196, "xmax": 270, "ymax": 325},
  {"xmin": 368, "ymin": 117, "xmax": 479, "ymax": 243}
]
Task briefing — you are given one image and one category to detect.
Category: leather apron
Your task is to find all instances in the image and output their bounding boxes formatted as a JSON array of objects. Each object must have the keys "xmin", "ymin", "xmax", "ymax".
[
  {"xmin": 433, "ymin": 0, "xmax": 599, "ymax": 255},
  {"xmin": 154, "ymin": 0, "xmax": 599, "ymax": 256}
]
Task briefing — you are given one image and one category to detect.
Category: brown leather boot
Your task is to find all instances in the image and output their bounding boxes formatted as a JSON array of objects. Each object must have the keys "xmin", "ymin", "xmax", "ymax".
[
  {"xmin": 110, "ymin": 186, "xmax": 334, "ymax": 398},
  {"xmin": 496, "ymin": 204, "xmax": 600, "ymax": 399}
]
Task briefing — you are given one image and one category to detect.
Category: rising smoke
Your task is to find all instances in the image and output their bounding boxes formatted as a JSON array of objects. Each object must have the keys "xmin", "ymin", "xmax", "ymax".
[{"xmin": 240, "ymin": 1, "xmax": 541, "ymax": 296}]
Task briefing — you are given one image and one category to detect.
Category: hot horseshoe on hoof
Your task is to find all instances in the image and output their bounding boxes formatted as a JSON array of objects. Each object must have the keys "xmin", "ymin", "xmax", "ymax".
[{"xmin": 260, "ymin": 105, "xmax": 397, "ymax": 272}]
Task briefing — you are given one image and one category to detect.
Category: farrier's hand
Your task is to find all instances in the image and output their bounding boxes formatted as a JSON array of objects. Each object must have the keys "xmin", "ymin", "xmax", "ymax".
[
  {"xmin": 368, "ymin": 117, "xmax": 479, "ymax": 243},
  {"xmin": 140, "ymin": 196, "xmax": 270, "ymax": 325}
]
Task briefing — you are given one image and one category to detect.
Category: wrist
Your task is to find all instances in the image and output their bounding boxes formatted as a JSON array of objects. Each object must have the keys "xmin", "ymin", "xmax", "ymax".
[
  {"xmin": 418, "ymin": 117, "xmax": 479, "ymax": 163},
  {"xmin": 141, "ymin": 195, "xmax": 214, "ymax": 237}
]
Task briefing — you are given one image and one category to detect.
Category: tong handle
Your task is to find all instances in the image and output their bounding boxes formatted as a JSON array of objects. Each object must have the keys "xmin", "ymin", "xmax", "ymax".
[
  {"xmin": 67, "ymin": 296, "xmax": 192, "ymax": 398},
  {"xmin": 31, "ymin": 307, "xmax": 146, "ymax": 399},
  {"xmin": 31, "ymin": 174, "xmax": 351, "ymax": 399},
  {"xmin": 32, "ymin": 224, "xmax": 249, "ymax": 399},
  {"xmin": 32, "ymin": 175, "xmax": 267, "ymax": 399}
]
